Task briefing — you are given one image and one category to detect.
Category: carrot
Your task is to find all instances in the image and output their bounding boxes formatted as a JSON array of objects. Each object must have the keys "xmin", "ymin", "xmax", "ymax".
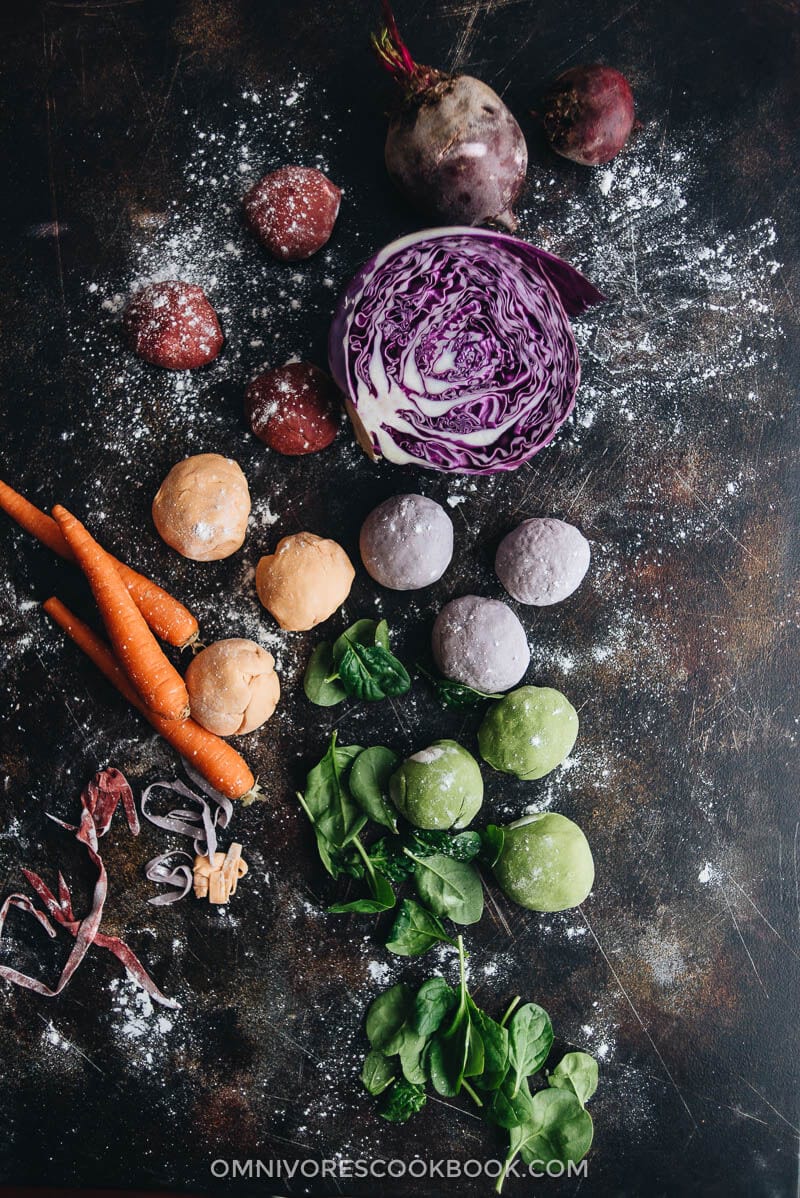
[
  {"xmin": 0, "ymin": 479, "xmax": 199, "ymax": 649},
  {"xmin": 43, "ymin": 597, "xmax": 256, "ymax": 801},
  {"xmin": 53, "ymin": 505, "xmax": 190, "ymax": 723}
]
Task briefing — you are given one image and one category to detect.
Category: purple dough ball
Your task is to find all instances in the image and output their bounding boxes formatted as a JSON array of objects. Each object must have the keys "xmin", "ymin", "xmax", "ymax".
[
  {"xmin": 432, "ymin": 595, "xmax": 530, "ymax": 693},
  {"xmin": 360, "ymin": 494, "xmax": 454, "ymax": 591},
  {"xmin": 495, "ymin": 518, "xmax": 590, "ymax": 606}
]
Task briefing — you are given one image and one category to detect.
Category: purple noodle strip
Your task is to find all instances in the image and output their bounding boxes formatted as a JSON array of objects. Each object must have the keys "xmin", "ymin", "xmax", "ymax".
[
  {"xmin": 140, "ymin": 777, "xmax": 232, "ymax": 860},
  {"xmin": 145, "ymin": 851, "xmax": 194, "ymax": 907}
]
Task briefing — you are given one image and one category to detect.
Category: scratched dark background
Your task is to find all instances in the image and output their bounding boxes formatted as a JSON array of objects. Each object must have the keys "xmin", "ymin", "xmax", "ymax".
[{"xmin": 0, "ymin": 1, "xmax": 798, "ymax": 1196}]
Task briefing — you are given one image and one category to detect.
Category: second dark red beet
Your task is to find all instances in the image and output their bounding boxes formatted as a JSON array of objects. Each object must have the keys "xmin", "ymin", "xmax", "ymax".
[
  {"xmin": 245, "ymin": 362, "xmax": 341, "ymax": 456},
  {"xmin": 243, "ymin": 167, "xmax": 341, "ymax": 261},
  {"xmin": 123, "ymin": 281, "xmax": 223, "ymax": 370},
  {"xmin": 542, "ymin": 65, "xmax": 635, "ymax": 167}
]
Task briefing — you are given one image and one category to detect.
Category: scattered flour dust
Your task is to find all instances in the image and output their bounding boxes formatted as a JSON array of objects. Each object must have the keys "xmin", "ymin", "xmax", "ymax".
[{"xmin": 108, "ymin": 977, "xmax": 177, "ymax": 1065}]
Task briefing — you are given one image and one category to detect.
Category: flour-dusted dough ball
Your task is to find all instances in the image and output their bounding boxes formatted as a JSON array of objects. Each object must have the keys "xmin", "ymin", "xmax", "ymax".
[
  {"xmin": 493, "ymin": 813, "xmax": 594, "ymax": 912},
  {"xmin": 359, "ymin": 494, "xmax": 454, "ymax": 591},
  {"xmin": 185, "ymin": 639, "xmax": 280, "ymax": 736},
  {"xmin": 255, "ymin": 532, "xmax": 355, "ymax": 631},
  {"xmin": 432, "ymin": 595, "xmax": 530, "ymax": 693},
  {"xmin": 478, "ymin": 685, "xmax": 578, "ymax": 780},
  {"xmin": 495, "ymin": 518, "xmax": 590, "ymax": 606},
  {"xmin": 390, "ymin": 740, "xmax": 483, "ymax": 830},
  {"xmin": 152, "ymin": 453, "xmax": 251, "ymax": 562}
]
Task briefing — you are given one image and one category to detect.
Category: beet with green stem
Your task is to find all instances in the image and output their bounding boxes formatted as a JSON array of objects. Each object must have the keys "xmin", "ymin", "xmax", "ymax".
[
  {"xmin": 372, "ymin": 1, "xmax": 528, "ymax": 230},
  {"xmin": 542, "ymin": 64, "xmax": 636, "ymax": 167}
]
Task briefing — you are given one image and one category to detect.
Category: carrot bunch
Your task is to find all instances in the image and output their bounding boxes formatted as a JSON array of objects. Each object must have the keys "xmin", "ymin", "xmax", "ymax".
[{"xmin": 0, "ymin": 479, "xmax": 256, "ymax": 801}]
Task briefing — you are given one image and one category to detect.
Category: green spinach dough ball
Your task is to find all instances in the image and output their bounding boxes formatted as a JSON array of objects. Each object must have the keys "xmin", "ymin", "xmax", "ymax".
[
  {"xmin": 432, "ymin": 595, "xmax": 530, "ymax": 694},
  {"xmin": 390, "ymin": 739, "xmax": 483, "ymax": 830},
  {"xmin": 494, "ymin": 812, "xmax": 594, "ymax": 911},
  {"xmin": 360, "ymin": 493, "xmax": 454, "ymax": 590},
  {"xmin": 478, "ymin": 685, "xmax": 578, "ymax": 780}
]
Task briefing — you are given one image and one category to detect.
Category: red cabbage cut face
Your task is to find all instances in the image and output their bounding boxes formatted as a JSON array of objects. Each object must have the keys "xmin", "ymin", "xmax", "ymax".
[{"xmin": 329, "ymin": 228, "xmax": 603, "ymax": 475}]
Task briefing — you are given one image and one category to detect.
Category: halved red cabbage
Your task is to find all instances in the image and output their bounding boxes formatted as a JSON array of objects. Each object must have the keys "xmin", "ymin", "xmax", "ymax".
[{"xmin": 329, "ymin": 227, "xmax": 604, "ymax": 474}]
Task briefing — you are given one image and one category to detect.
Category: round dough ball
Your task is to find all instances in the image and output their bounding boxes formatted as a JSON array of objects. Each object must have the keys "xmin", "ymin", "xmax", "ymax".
[
  {"xmin": 185, "ymin": 639, "xmax": 279, "ymax": 736},
  {"xmin": 493, "ymin": 813, "xmax": 594, "ymax": 912},
  {"xmin": 495, "ymin": 518, "xmax": 590, "ymax": 606},
  {"xmin": 432, "ymin": 595, "xmax": 529, "ymax": 693},
  {"xmin": 360, "ymin": 494, "xmax": 454, "ymax": 591},
  {"xmin": 152, "ymin": 454, "xmax": 250, "ymax": 562},
  {"xmin": 389, "ymin": 740, "xmax": 483, "ymax": 831},
  {"xmin": 255, "ymin": 532, "xmax": 354, "ymax": 631},
  {"xmin": 478, "ymin": 686, "xmax": 578, "ymax": 780}
]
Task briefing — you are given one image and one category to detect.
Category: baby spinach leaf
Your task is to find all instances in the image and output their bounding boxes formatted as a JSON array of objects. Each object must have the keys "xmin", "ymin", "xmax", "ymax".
[
  {"xmin": 548, "ymin": 1051, "xmax": 599, "ymax": 1106},
  {"xmin": 361, "ymin": 1049, "xmax": 396, "ymax": 1096},
  {"xmin": 366, "ymin": 983, "xmax": 415, "ymax": 1053},
  {"xmin": 417, "ymin": 662, "xmax": 502, "ymax": 711},
  {"xmin": 385, "ymin": 899, "xmax": 457, "ymax": 957},
  {"xmin": 328, "ymin": 880, "xmax": 395, "ymax": 914},
  {"xmin": 379, "ymin": 1079, "xmax": 427, "ymax": 1123},
  {"xmin": 332, "ymin": 619, "xmax": 382, "ymax": 665},
  {"xmin": 349, "ymin": 746, "xmax": 400, "ymax": 831},
  {"xmin": 428, "ymin": 1023, "xmax": 470, "ymax": 1097},
  {"xmin": 469, "ymin": 1000, "xmax": 509, "ymax": 1092},
  {"xmin": 479, "ymin": 824, "xmax": 505, "ymax": 868},
  {"xmin": 300, "ymin": 734, "xmax": 365, "ymax": 859},
  {"xmin": 518, "ymin": 1088, "xmax": 594, "ymax": 1166},
  {"xmin": 408, "ymin": 851, "xmax": 484, "ymax": 925},
  {"xmin": 487, "ymin": 1072, "xmax": 536, "ymax": 1130},
  {"xmin": 507, "ymin": 1003, "xmax": 554, "ymax": 1097},
  {"xmin": 338, "ymin": 640, "xmax": 411, "ymax": 701},
  {"xmin": 369, "ymin": 837, "xmax": 416, "ymax": 883},
  {"xmin": 409, "ymin": 828, "xmax": 483, "ymax": 862},
  {"xmin": 398, "ymin": 1032, "xmax": 429, "ymax": 1085},
  {"xmin": 374, "ymin": 619, "xmax": 391, "ymax": 650},
  {"xmin": 303, "ymin": 642, "xmax": 347, "ymax": 707},
  {"xmin": 411, "ymin": 976, "xmax": 457, "ymax": 1038}
]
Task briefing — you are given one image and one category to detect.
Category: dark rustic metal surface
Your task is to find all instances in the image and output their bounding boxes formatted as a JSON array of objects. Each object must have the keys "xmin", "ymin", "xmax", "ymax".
[{"xmin": 0, "ymin": 2, "xmax": 798, "ymax": 1196}]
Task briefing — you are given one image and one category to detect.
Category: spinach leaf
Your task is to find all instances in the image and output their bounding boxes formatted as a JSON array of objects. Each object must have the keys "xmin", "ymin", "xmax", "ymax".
[
  {"xmin": 379, "ymin": 1079, "xmax": 427, "ymax": 1123},
  {"xmin": 398, "ymin": 1032, "xmax": 428, "ymax": 1085},
  {"xmin": 426, "ymin": 937, "xmax": 475, "ymax": 1097},
  {"xmin": 349, "ymin": 746, "xmax": 400, "ymax": 831},
  {"xmin": 366, "ymin": 983, "xmax": 415, "ymax": 1053},
  {"xmin": 408, "ymin": 851, "xmax": 484, "ymax": 925},
  {"xmin": 409, "ymin": 828, "xmax": 483, "ymax": 862},
  {"xmin": 385, "ymin": 899, "xmax": 457, "ymax": 957},
  {"xmin": 487, "ymin": 1072, "xmax": 536, "ymax": 1131},
  {"xmin": 516, "ymin": 1088, "xmax": 594, "ymax": 1167},
  {"xmin": 361, "ymin": 1049, "xmax": 396, "ymax": 1096},
  {"xmin": 428, "ymin": 1024, "xmax": 470, "ymax": 1098},
  {"xmin": 479, "ymin": 824, "xmax": 505, "ymax": 868},
  {"xmin": 417, "ymin": 662, "xmax": 502, "ymax": 711},
  {"xmin": 332, "ymin": 619, "xmax": 383, "ymax": 665},
  {"xmin": 338, "ymin": 640, "xmax": 411, "ymax": 701},
  {"xmin": 411, "ymin": 977, "xmax": 457, "ymax": 1038},
  {"xmin": 300, "ymin": 734, "xmax": 365, "ymax": 860},
  {"xmin": 548, "ymin": 1051, "xmax": 599, "ymax": 1106},
  {"xmin": 469, "ymin": 1000, "xmax": 509, "ymax": 1092},
  {"xmin": 369, "ymin": 837, "xmax": 416, "ymax": 883},
  {"xmin": 303, "ymin": 642, "xmax": 347, "ymax": 707},
  {"xmin": 507, "ymin": 1002, "xmax": 554, "ymax": 1096},
  {"xmin": 328, "ymin": 836, "xmax": 397, "ymax": 914}
]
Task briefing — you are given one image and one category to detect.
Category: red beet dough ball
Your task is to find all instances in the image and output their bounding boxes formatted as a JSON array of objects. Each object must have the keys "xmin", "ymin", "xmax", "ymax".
[
  {"xmin": 243, "ymin": 166, "xmax": 341, "ymax": 261},
  {"xmin": 245, "ymin": 362, "xmax": 341, "ymax": 456},
  {"xmin": 123, "ymin": 281, "xmax": 223, "ymax": 370}
]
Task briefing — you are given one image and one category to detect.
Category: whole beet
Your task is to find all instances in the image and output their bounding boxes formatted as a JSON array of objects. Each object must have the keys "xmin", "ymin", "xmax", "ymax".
[
  {"xmin": 542, "ymin": 64, "xmax": 635, "ymax": 166},
  {"xmin": 373, "ymin": 3, "xmax": 527, "ymax": 230}
]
